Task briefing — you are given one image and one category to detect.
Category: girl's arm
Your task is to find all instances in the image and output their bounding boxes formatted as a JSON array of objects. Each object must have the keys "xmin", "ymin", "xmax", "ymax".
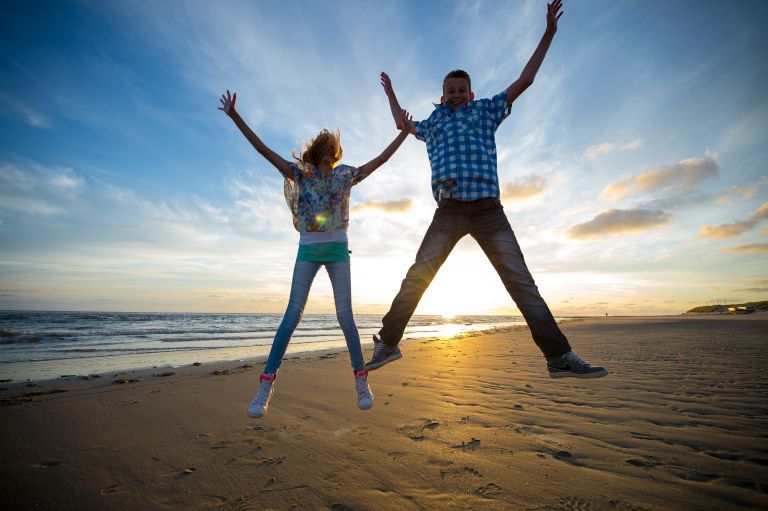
[
  {"xmin": 218, "ymin": 90, "xmax": 294, "ymax": 179},
  {"xmin": 381, "ymin": 73, "xmax": 416, "ymax": 135},
  {"xmin": 505, "ymin": 0, "xmax": 563, "ymax": 107},
  {"xmin": 357, "ymin": 109, "xmax": 413, "ymax": 180}
]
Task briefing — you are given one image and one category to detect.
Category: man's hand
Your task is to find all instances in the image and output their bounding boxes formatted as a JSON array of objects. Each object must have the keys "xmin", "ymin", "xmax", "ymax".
[
  {"xmin": 547, "ymin": 0, "xmax": 563, "ymax": 32},
  {"xmin": 380, "ymin": 72, "xmax": 408, "ymax": 130},
  {"xmin": 380, "ymin": 72, "xmax": 395, "ymax": 97},
  {"xmin": 218, "ymin": 90, "xmax": 237, "ymax": 118}
]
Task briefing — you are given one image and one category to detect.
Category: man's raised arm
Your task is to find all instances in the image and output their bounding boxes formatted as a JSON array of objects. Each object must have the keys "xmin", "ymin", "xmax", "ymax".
[
  {"xmin": 381, "ymin": 72, "xmax": 416, "ymax": 134},
  {"xmin": 506, "ymin": 0, "xmax": 563, "ymax": 107}
]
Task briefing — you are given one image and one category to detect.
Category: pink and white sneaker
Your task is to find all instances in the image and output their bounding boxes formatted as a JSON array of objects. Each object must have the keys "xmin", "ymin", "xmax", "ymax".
[
  {"xmin": 247, "ymin": 372, "xmax": 276, "ymax": 418},
  {"xmin": 354, "ymin": 369, "xmax": 374, "ymax": 410}
]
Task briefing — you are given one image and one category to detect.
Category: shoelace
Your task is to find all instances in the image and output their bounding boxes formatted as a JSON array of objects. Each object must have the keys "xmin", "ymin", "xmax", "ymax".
[
  {"xmin": 356, "ymin": 378, "xmax": 371, "ymax": 399},
  {"xmin": 563, "ymin": 351, "xmax": 589, "ymax": 367},
  {"xmin": 372, "ymin": 340, "xmax": 388, "ymax": 357},
  {"xmin": 254, "ymin": 380, "xmax": 272, "ymax": 405}
]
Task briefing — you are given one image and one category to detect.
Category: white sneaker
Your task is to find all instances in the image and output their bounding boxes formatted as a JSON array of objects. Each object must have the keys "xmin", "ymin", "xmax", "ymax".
[
  {"xmin": 247, "ymin": 372, "xmax": 276, "ymax": 418},
  {"xmin": 354, "ymin": 369, "xmax": 374, "ymax": 410}
]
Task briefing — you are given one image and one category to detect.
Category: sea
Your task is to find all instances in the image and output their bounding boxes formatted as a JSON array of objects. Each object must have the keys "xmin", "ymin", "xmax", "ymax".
[{"xmin": 0, "ymin": 311, "xmax": 531, "ymax": 382}]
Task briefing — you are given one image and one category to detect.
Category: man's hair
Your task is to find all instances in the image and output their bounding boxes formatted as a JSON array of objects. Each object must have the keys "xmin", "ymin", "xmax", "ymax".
[
  {"xmin": 443, "ymin": 69, "xmax": 472, "ymax": 91},
  {"xmin": 295, "ymin": 129, "xmax": 343, "ymax": 168}
]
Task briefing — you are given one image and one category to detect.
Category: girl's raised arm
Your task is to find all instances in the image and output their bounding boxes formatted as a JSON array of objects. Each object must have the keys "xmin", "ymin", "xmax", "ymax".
[
  {"xmin": 219, "ymin": 90, "xmax": 294, "ymax": 179},
  {"xmin": 357, "ymin": 109, "xmax": 414, "ymax": 180}
]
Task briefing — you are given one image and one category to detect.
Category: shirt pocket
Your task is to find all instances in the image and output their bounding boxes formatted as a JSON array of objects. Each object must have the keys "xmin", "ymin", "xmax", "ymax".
[
  {"xmin": 462, "ymin": 111, "xmax": 483, "ymax": 132},
  {"xmin": 432, "ymin": 116, "xmax": 450, "ymax": 139}
]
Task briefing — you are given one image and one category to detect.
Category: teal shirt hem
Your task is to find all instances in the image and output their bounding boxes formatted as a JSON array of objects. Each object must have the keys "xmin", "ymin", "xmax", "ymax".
[{"xmin": 296, "ymin": 242, "xmax": 350, "ymax": 263}]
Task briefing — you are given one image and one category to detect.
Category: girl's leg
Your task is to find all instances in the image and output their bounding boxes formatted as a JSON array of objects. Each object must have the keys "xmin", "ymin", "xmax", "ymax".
[
  {"xmin": 263, "ymin": 260, "xmax": 321, "ymax": 374},
  {"xmin": 325, "ymin": 261, "xmax": 365, "ymax": 371}
]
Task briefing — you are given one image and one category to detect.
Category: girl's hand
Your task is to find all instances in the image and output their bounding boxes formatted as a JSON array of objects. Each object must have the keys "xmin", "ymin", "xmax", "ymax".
[
  {"xmin": 399, "ymin": 108, "xmax": 415, "ymax": 133},
  {"xmin": 218, "ymin": 90, "xmax": 237, "ymax": 117},
  {"xmin": 546, "ymin": 0, "xmax": 563, "ymax": 31}
]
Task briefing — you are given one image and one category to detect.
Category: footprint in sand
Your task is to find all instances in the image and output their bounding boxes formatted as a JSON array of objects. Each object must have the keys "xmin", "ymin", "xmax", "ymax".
[
  {"xmin": 625, "ymin": 456, "xmax": 660, "ymax": 467},
  {"xmin": 160, "ymin": 467, "xmax": 196, "ymax": 478},
  {"xmin": 556, "ymin": 496, "xmax": 599, "ymax": 511},
  {"xmin": 452, "ymin": 438, "xmax": 481, "ymax": 450},
  {"xmin": 475, "ymin": 482, "xmax": 502, "ymax": 499},
  {"xmin": 439, "ymin": 465, "xmax": 482, "ymax": 479},
  {"xmin": 668, "ymin": 467, "xmax": 720, "ymax": 482},
  {"xmin": 608, "ymin": 499, "xmax": 653, "ymax": 511},
  {"xmin": 100, "ymin": 484, "xmax": 122, "ymax": 495},
  {"xmin": 426, "ymin": 456, "xmax": 453, "ymax": 467},
  {"xmin": 228, "ymin": 455, "xmax": 285, "ymax": 468},
  {"xmin": 32, "ymin": 460, "xmax": 62, "ymax": 468},
  {"xmin": 397, "ymin": 418, "xmax": 439, "ymax": 441},
  {"xmin": 112, "ymin": 378, "xmax": 141, "ymax": 384}
]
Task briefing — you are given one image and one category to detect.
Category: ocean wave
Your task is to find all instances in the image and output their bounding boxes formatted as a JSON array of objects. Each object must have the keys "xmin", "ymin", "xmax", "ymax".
[{"xmin": 0, "ymin": 334, "xmax": 44, "ymax": 344}]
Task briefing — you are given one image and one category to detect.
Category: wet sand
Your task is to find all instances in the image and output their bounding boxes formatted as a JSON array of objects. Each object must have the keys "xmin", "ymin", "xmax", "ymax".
[{"xmin": 1, "ymin": 315, "xmax": 767, "ymax": 510}]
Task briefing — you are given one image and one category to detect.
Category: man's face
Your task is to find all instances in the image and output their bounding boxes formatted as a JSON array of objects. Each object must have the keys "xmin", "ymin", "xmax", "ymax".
[{"xmin": 442, "ymin": 77, "xmax": 474, "ymax": 111}]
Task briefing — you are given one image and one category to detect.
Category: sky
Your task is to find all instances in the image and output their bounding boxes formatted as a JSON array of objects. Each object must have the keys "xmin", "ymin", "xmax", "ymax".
[{"xmin": 1, "ymin": 0, "xmax": 767, "ymax": 316}]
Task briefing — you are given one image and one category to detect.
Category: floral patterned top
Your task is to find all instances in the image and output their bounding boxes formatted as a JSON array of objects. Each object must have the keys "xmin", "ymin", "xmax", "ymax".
[{"xmin": 284, "ymin": 160, "xmax": 367, "ymax": 233}]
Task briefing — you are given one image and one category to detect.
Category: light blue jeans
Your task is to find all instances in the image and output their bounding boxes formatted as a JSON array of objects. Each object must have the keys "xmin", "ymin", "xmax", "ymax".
[{"xmin": 264, "ymin": 259, "xmax": 364, "ymax": 373}]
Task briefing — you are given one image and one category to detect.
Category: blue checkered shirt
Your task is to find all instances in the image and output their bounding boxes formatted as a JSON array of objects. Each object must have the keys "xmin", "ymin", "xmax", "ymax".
[{"xmin": 414, "ymin": 91, "xmax": 510, "ymax": 202}]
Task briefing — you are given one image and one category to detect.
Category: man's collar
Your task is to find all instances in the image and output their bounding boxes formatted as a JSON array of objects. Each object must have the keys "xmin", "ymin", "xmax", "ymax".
[{"xmin": 435, "ymin": 100, "xmax": 473, "ymax": 116}]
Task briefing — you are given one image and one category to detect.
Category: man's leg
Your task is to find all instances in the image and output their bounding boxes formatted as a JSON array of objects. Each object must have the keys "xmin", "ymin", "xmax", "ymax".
[
  {"xmin": 379, "ymin": 206, "xmax": 465, "ymax": 345},
  {"xmin": 471, "ymin": 203, "xmax": 606, "ymax": 377},
  {"xmin": 366, "ymin": 204, "xmax": 466, "ymax": 370},
  {"xmin": 470, "ymin": 204, "xmax": 570, "ymax": 360}
]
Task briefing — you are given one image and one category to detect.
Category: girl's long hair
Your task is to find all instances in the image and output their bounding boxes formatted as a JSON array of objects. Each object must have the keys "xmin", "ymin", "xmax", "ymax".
[{"xmin": 292, "ymin": 129, "xmax": 343, "ymax": 169}]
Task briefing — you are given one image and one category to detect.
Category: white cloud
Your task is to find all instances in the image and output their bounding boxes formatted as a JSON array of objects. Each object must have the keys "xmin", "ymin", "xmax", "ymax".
[
  {"xmin": 715, "ymin": 176, "xmax": 766, "ymax": 205},
  {"xmin": 600, "ymin": 153, "xmax": 719, "ymax": 201},
  {"xmin": 351, "ymin": 199, "xmax": 412, "ymax": 213},
  {"xmin": 700, "ymin": 201, "xmax": 768, "ymax": 240},
  {"xmin": 621, "ymin": 139, "xmax": 643, "ymax": 150},
  {"xmin": 723, "ymin": 244, "xmax": 768, "ymax": 254},
  {"xmin": 568, "ymin": 208, "xmax": 672, "ymax": 239},
  {"xmin": 0, "ymin": 89, "xmax": 51, "ymax": 128},
  {"xmin": 47, "ymin": 170, "xmax": 85, "ymax": 193},
  {"xmin": 584, "ymin": 139, "xmax": 643, "ymax": 159},
  {"xmin": 584, "ymin": 142, "xmax": 615, "ymax": 160},
  {"xmin": 501, "ymin": 175, "xmax": 549, "ymax": 201},
  {"xmin": 0, "ymin": 163, "xmax": 85, "ymax": 216}
]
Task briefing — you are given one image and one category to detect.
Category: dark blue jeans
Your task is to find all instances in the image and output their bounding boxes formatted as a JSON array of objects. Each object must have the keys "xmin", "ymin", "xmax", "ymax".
[{"xmin": 379, "ymin": 198, "xmax": 571, "ymax": 360}]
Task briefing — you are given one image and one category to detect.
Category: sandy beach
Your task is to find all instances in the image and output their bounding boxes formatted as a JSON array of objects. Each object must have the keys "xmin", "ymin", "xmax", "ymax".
[{"xmin": 1, "ymin": 314, "xmax": 766, "ymax": 510}]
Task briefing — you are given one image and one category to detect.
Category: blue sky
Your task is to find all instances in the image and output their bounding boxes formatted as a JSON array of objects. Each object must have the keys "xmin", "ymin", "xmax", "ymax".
[{"xmin": 1, "ymin": 0, "xmax": 766, "ymax": 315}]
